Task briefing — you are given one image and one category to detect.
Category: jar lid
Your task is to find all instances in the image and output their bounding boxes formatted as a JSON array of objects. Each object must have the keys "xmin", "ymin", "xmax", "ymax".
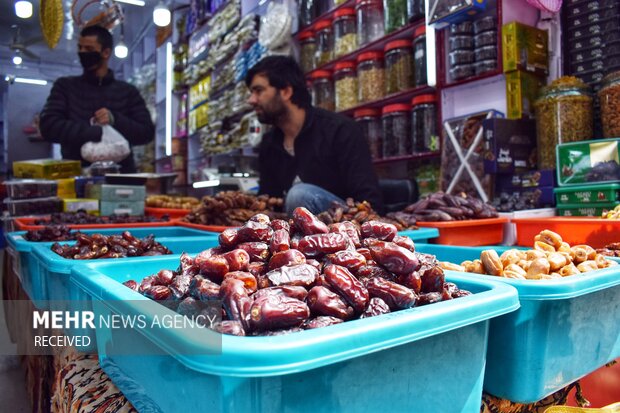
[
  {"xmin": 354, "ymin": 108, "xmax": 381, "ymax": 118},
  {"xmin": 334, "ymin": 61, "xmax": 356, "ymax": 71},
  {"xmin": 601, "ymin": 70, "xmax": 620, "ymax": 87},
  {"xmin": 334, "ymin": 7, "xmax": 355, "ymax": 18},
  {"xmin": 385, "ymin": 39, "xmax": 412, "ymax": 52},
  {"xmin": 357, "ymin": 51, "xmax": 383, "ymax": 62},
  {"xmin": 382, "ymin": 103, "xmax": 410, "ymax": 114},
  {"xmin": 311, "ymin": 70, "xmax": 332, "ymax": 79},
  {"xmin": 414, "ymin": 25, "xmax": 426, "ymax": 37},
  {"xmin": 411, "ymin": 94, "xmax": 436, "ymax": 105},
  {"xmin": 314, "ymin": 19, "xmax": 332, "ymax": 31},
  {"xmin": 298, "ymin": 30, "xmax": 314, "ymax": 40}
]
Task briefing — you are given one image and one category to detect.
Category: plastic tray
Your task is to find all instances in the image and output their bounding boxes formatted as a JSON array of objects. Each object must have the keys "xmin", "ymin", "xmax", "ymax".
[
  {"xmin": 415, "ymin": 218, "xmax": 508, "ymax": 246},
  {"xmin": 415, "ymin": 243, "xmax": 620, "ymax": 402},
  {"xmin": 14, "ymin": 216, "xmax": 176, "ymax": 231},
  {"xmin": 71, "ymin": 256, "xmax": 518, "ymax": 413},
  {"xmin": 513, "ymin": 217, "xmax": 620, "ymax": 248},
  {"xmin": 498, "ymin": 208, "xmax": 556, "ymax": 246},
  {"xmin": 145, "ymin": 206, "xmax": 191, "ymax": 220}
]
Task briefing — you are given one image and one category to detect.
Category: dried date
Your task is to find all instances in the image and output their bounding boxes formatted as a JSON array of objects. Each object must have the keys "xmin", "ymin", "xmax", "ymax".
[
  {"xmin": 293, "ymin": 207, "xmax": 329, "ymax": 235},
  {"xmin": 323, "ymin": 264, "xmax": 369, "ymax": 313},
  {"xmin": 270, "ymin": 229, "xmax": 290, "ymax": 253},
  {"xmin": 221, "ymin": 249, "xmax": 251, "ymax": 272},
  {"xmin": 298, "ymin": 233, "xmax": 350, "ymax": 257},
  {"xmin": 325, "ymin": 250, "xmax": 367, "ymax": 273},
  {"xmin": 361, "ymin": 221, "xmax": 397, "ymax": 241},
  {"xmin": 360, "ymin": 297, "xmax": 391, "ymax": 318},
  {"xmin": 301, "ymin": 316, "xmax": 344, "ymax": 329},
  {"xmin": 189, "ymin": 276, "xmax": 221, "ymax": 301},
  {"xmin": 249, "ymin": 294, "xmax": 310, "ymax": 332},
  {"xmin": 307, "ymin": 286, "xmax": 355, "ymax": 320},
  {"xmin": 365, "ymin": 277, "xmax": 416, "ymax": 310},
  {"xmin": 266, "ymin": 264, "xmax": 319, "ymax": 288},
  {"xmin": 368, "ymin": 241, "xmax": 420, "ymax": 275},
  {"xmin": 253, "ymin": 286, "xmax": 309, "ymax": 302},
  {"xmin": 392, "ymin": 235, "xmax": 415, "ymax": 252},
  {"xmin": 220, "ymin": 278, "xmax": 252, "ymax": 330},
  {"xmin": 213, "ymin": 320, "xmax": 246, "ymax": 336},
  {"xmin": 237, "ymin": 242, "xmax": 271, "ymax": 262}
]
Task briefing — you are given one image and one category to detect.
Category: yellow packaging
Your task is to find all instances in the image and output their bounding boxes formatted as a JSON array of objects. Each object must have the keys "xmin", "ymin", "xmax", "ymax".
[
  {"xmin": 13, "ymin": 159, "xmax": 81, "ymax": 179},
  {"xmin": 505, "ymin": 70, "xmax": 545, "ymax": 119},
  {"xmin": 56, "ymin": 178, "xmax": 76, "ymax": 197},
  {"xmin": 502, "ymin": 22, "xmax": 549, "ymax": 76},
  {"xmin": 63, "ymin": 198, "xmax": 99, "ymax": 213}
]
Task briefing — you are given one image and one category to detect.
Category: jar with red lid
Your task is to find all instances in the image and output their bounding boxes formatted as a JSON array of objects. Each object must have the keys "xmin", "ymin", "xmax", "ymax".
[
  {"xmin": 384, "ymin": 0, "xmax": 407, "ymax": 33},
  {"xmin": 357, "ymin": 51, "xmax": 385, "ymax": 103},
  {"xmin": 385, "ymin": 39, "xmax": 414, "ymax": 94},
  {"xmin": 382, "ymin": 103, "xmax": 411, "ymax": 157},
  {"xmin": 413, "ymin": 25, "xmax": 427, "ymax": 87},
  {"xmin": 334, "ymin": 61, "xmax": 358, "ymax": 111},
  {"xmin": 356, "ymin": 0, "xmax": 384, "ymax": 46},
  {"xmin": 314, "ymin": 19, "xmax": 334, "ymax": 67},
  {"xmin": 299, "ymin": 30, "xmax": 316, "ymax": 73},
  {"xmin": 334, "ymin": 8, "xmax": 357, "ymax": 57},
  {"xmin": 354, "ymin": 108, "xmax": 382, "ymax": 159},
  {"xmin": 311, "ymin": 70, "xmax": 335, "ymax": 112},
  {"xmin": 411, "ymin": 94, "xmax": 438, "ymax": 152}
]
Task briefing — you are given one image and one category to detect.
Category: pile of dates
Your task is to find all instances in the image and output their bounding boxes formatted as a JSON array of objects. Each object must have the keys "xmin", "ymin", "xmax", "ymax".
[
  {"xmin": 125, "ymin": 207, "xmax": 472, "ymax": 336},
  {"xmin": 146, "ymin": 195, "xmax": 200, "ymax": 210},
  {"xmin": 51, "ymin": 231, "xmax": 172, "ymax": 259},
  {"xmin": 316, "ymin": 198, "xmax": 417, "ymax": 231},
  {"xmin": 24, "ymin": 225, "xmax": 78, "ymax": 242},
  {"xmin": 388, "ymin": 192, "xmax": 499, "ymax": 223},
  {"xmin": 36, "ymin": 210, "xmax": 169, "ymax": 226},
  {"xmin": 492, "ymin": 191, "xmax": 541, "ymax": 212},
  {"xmin": 442, "ymin": 230, "xmax": 616, "ymax": 279},
  {"xmin": 183, "ymin": 191, "xmax": 285, "ymax": 227},
  {"xmin": 597, "ymin": 242, "xmax": 620, "ymax": 257}
]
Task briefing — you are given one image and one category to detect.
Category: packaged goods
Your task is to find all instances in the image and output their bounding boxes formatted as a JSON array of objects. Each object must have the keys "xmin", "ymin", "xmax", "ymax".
[
  {"xmin": 4, "ymin": 197, "xmax": 63, "ymax": 216},
  {"xmin": 13, "ymin": 159, "xmax": 81, "ymax": 180},
  {"xmin": 502, "ymin": 22, "xmax": 549, "ymax": 75},
  {"xmin": 554, "ymin": 183, "xmax": 620, "ymax": 204},
  {"xmin": 474, "ymin": 59, "xmax": 497, "ymax": 75},
  {"xmin": 448, "ymin": 49, "xmax": 474, "ymax": 66},
  {"xmin": 495, "ymin": 169, "xmax": 556, "ymax": 191},
  {"xmin": 428, "ymin": 0, "xmax": 487, "ymax": 25},
  {"xmin": 557, "ymin": 138, "xmax": 620, "ymax": 185},
  {"xmin": 4, "ymin": 180, "xmax": 57, "ymax": 200},
  {"xmin": 557, "ymin": 202, "xmax": 619, "ymax": 217},
  {"xmin": 505, "ymin": 70, "xmax": 545, "ymax": 119},
  {"xmin": 482, "ymin": 118, "xmax": 537, "ymax": 174},
  {"xmin": 411, "ymin": 94, "xmax": 439, "ymax": 152},
  {"xmin": 63, "ymin": 198, "xmax": 99, "ymax": 213},
  {"xmin": 473, "ymin": 15, "xmax": 496, "ymax": 34},
  {"xmin": 334, "ymin": 62, "xmax": 358, "ymax": 111},
  {"xmin": 333, "ymin": 8, "xmax": 357, "ymax": 57},
  {"xmin": 449, "ymin": 63, "xmax": 474, "ymax": 80},
  {"xmin": 299, "ymin": 30, "xmax": 316, "ymax": 73},
  {"xmin": 474, "ymin": 30, "xmax": 496, "ymax": 48},
  {"xmin": 449, "ymin": 35, "xmax": 474, "ymax": 51},
  {"xmin": 449, "ymin": 20, "xmax": 473, "ymax": 35}
]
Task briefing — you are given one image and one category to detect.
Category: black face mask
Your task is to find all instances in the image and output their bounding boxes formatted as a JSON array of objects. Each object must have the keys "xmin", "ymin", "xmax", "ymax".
[{"xmin": 78, "ymin": 51, "xmax": 103, "ymax": 71}]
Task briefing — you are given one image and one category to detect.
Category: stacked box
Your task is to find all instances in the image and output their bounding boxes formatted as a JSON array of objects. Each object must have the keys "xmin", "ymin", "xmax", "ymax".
[
  {"xmin": 63, "ymin": 198, "xmax": 99, "ymax": 214},
  {"xmin": 13, "ymin": 159, "xmax": 81, "ymax": 179},
  {"xmin": 100, "ymin": 184, "xmax": 145, "ymax": 216},
  {"xmin": 483, "ymin": 118, "xmax": 537, "ymax": 174},
  {"xmin": 56, "ymin": 178, "xmax": 76, "ymax": 199}
]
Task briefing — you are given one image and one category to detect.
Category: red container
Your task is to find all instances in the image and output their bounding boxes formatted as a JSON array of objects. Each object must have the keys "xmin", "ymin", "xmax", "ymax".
[
  {"xmin": 176, "ymin": 220, "xmax": 237, "ymax": 233},
  {"xmin": 513, "ymin": 217, "xmax": 620, "ymax": 249},
  {"xmin": 416, "ymin": 217, "xmax": 508, "ymax": 246},
  {"xmin": 14, "ymin": 217, "xmax": 176, "ymax": 231},
  {"xmin": 145, "ymin": 207, "xmax": 191, "ymax": 220}
]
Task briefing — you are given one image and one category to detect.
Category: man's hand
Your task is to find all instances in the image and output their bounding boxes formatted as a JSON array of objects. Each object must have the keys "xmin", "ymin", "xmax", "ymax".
[{"xmin": 94, "ymin": 108, "xmax": 114, "ymax": 125}]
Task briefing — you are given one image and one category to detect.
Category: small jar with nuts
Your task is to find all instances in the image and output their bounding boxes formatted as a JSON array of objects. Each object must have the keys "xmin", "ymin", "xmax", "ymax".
[
  {"xmin": 354, "ymin": 108, "xmax": 382, "ymax": 159},
  {"xmin": 299, "ymin": 30, "xmax": 316, "ymax": 73},
  {"xmin": 382, "ymin": 103, "xmax": 411, "ymax": 157},
  {"xmin": 334, "ymin": 61, "xmax": 359, "ymax": 112},
  {"xmin": 333, "ymin": 8, "xmax": 357, "ymax": 58},
  {"xmin": 599, "ymin": 70, "xmax": 620, "ymax": 138},
  {"xmin": 535, "ymin": 76, "xmax": 594, "ymax": 169},
  {"xmin": 357, "ymin": 51, "xmax": 385, "ymax": 103},
  {"xmin": 413, "ymin": 25, "xmax": 427, "ymax": 87},
  {"xmin": 314, "ymin": 19, "xmax": 334, "ymax": 68},
  {"xmin": 384, "ymin": 39, "xmax": 414, "ymax": 95},
  {"xmin": 311, "ymin": 70, "xmax": 335, "ymax": 112}
]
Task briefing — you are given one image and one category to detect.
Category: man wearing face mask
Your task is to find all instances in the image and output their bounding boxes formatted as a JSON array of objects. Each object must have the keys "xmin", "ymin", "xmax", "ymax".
[{"xmin": 40, "ymin": 25, "xmax": 154, "ymax": 173}]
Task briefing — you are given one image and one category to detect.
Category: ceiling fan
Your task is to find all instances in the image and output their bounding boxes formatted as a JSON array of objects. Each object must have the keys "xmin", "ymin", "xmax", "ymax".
[{"xmin": 3, "ymin": 25, "xmax": 42, "ymax": 61}]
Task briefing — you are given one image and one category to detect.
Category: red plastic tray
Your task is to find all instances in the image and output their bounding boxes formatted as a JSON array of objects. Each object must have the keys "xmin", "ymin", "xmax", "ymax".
[
  {"xmin": 512, "ymin": 217, "xmax": 620, "ymax": 249},
  {"xmin": 176, "ymin": 220, "xmax": 236, "ymax": 233},
  {"xmin": 416, "ymin": 217, "xmax": 508, "ymax": 246},
  {"xmin": 14, "ymin": 217, "xmax": 177, "ymax": 231},
  {"xmin": 145, "ymin": 207, "xmax": 191, "ymax": 220}
]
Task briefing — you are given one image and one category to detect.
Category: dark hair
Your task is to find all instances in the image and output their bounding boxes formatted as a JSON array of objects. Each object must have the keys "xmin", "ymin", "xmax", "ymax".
[
  {"xmin": 245, "ymin": 56, "xmax": 312, "ymax": 109},
  {"xmin": 80, "ymin": 25, "xmax": 114, "ymax": 51}
]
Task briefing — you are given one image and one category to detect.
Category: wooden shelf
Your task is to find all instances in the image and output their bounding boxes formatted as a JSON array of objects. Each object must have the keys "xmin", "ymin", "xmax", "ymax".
[{"xmin": 372, "ymin": 151, "xmax": 441, "ymax": 165}]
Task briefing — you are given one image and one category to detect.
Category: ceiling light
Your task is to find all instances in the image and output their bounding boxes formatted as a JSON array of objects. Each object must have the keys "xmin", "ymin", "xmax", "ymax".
[
  {"xmin": 15, "ymin": 1, "xmax": 33, "ymax": 19},
  {"xmin": 5, "ymin": 76, "xmax": 48, "ymax": 85},
  {"xmin": 115, "ymin": 41, "xmax": 128, "ymax": 58},
  {"xmin": 12, "ymin": 54, "xmax": 22, "ymax": 65},
  {"xmin": 115, "ymin": 0, "xmax": 145, "ymax": 5},
  {"xmin": 153, "ymin": 2, "xmax": 171, "ymax": 27}
]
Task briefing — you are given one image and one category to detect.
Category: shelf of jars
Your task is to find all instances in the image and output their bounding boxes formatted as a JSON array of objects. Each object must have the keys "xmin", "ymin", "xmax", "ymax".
[
  {"xmin": 338, "ymin": 85, "xmax": 435, "ymax": 115},
  {"xmin": 296, "ymin": 0, "xmax": 356, "ymax": 37}
]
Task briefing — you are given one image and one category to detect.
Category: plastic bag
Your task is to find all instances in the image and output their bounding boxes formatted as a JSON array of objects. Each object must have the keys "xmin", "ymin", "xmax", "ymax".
[{"xmin": 81, "ymin": 124, "xmax": 131, "ymax": 163}]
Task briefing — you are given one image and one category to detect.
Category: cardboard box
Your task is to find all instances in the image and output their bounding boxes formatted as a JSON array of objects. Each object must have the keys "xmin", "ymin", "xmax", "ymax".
[
  {"xmin": 74, "ymin": 176, "xmax": 105, "ymax": 198},
  {"xmin": 483, "ymin": 118, "xmax": 537, "ymax": 174},
  {"xmin": 63, "ymin": 198, "xmax": 99, "ymax": 213},
  {"xmin": 557, "ymin": 138, "xmax": 620, "ymax": 185},
  {"xmin": 13, "ymin": 159, "xmax": 81, "ymax": 180},
  {"xmin": 495, "ymin": 169, "xmax": 556, "ymax": 191},
  {"xmin": 100, "ymin": 185, "xmax": 146, "ymax": 202},
  {"xmin": 100, "ymin": 201, "xmax": 145, "ymax": 216},
  {"xmin": 505, "ymin": 70, "xmax": 545, "ymax": 119},
  {"xmin": 502, "ymin": 22, "xmax": 549, "ymax": 75}
]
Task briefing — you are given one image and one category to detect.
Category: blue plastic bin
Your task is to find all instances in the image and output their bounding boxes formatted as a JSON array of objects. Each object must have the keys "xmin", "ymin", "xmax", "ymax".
[
  {"xmin": 70, "ymin": 256, "xmax": 518, "ymax": 413},
  {"xmin": 397, "ymin": 227, "xmax": 439, "ymax": 243},
  {"xmin": 5, "ymin": 226, "xmax": 217, "ymax": 308},
  {"xmin": 415, "ymin": 243, "xmax": 620, "ymax": 402}
]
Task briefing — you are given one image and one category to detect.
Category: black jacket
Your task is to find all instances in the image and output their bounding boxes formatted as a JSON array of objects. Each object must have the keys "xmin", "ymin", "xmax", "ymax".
[
  {"xmin": 258, "ymin": 107, "xmax": 385, "ymax": 214},
  {"xmin": 39, "ymin": 70, "xmax": 154, "ymax": 173}
]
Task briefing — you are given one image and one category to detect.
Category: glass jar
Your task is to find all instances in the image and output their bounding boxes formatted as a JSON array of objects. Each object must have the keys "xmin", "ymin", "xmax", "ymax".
[
  {"xmin": 315, "ymin": 0, "xmax": 334, "ymax": 16},
  {"xmin": 356, "ymin": 0, "xmax": 385, "ymax": 46},
  {"xmin": 299, "ymin": 30, "xmax": 316, "ymax": 73},
  {"xmin": 299, "ymin": 0, "xmax": 316, "ymax": 29},
  {"xmin": 334, "ymin": 61, "xmax": 359, "ymax": 111},
  {"xmin": 413, "ymin": 25, "xmax": 427, "ymax": 87},
  {"xmin": 334, "ymin": 8, "xmax": 357, "ymax": 57},
  {"xmin": 535, "ymin": 77, "xmax": 594, "ymax": 169},
  {"xmin": 411, "ymin": 94, "xmax": 438, "ymax": 152},
  {"xmin": 314, "ymin": 19, "xmax": 334, "ymax": 67},
  {"xmin": 385, "ymin": 39, "xmax": 414, "ymax": 94},
  {"xmin": 382, "ymin": 103, "xmax": 411, "ymax": 157},
  {"xmin": 354, "ymin": 108, "xmax": 382, "ymax": 159},
  {"xmin": 357, "ymin": 51, "xmax": 385, "ymax": 102},
  {"xmin": 384, "ymin": 0, "xmax": 407, "ymax": 34},
  {"xmin": 599, "ymin": 70, "xmax": 620, "ymax": 138},
  {"xmin": 311, "ymin": 70, "xmax": 335, "ymax": 112},
  {"xmin": 407, "ymin": 0, "xmax": 424, "ymax": 22}
]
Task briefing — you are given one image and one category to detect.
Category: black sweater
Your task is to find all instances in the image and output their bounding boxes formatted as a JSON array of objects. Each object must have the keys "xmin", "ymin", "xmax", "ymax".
[
  {"xmin": 39, "ymin": 70, "xmax": 154, "ymax": 173},
  {"xmin": 258, "ymin": 107, "xmax": 385, "ymax": 214}
]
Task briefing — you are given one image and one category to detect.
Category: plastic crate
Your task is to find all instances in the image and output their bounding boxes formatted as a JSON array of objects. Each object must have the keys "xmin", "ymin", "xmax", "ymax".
[
  {"xmin": 14, "ymin": 216, "xmax": 175, "ymax": 231},
  {"xmin": 498, "ymin": 208, "xmax": 556, "ymax": 246},
  {"xmin": 512, "ymin": 217, "xmax": 620, "ymax": 248},
  {"xmin": 415, "ymin": 243, "xmax": 620, "ymax": 402},
  {"xmin": 554, "ymin": 183, "xmax": 620, "ymax": 204},
  {"xmin": 416, "ymin": 218, "xmax": 508, "ymax": 246},
  {"xmin": 70, "ymin": 256, "xmax": 518, "ymax": 413},
  {"xmin": 145, "ymin": 206, "xmax": 191, "ymax": 220}
]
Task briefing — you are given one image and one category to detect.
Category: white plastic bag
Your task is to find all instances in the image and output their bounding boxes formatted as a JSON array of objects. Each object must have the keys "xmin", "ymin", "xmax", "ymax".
[{"xmin": 81, "ymin": 124, "xmax": 131, "ymax": 163}]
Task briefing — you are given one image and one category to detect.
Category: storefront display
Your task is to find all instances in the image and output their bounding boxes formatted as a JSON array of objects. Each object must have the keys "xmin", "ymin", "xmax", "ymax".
[
  {"xmin": 333, "ymin": 8, "xmax": 357, "ymax": 57},
  {"xmin": 384, "ymin": 39, "xmax": 414, "ymax": 94},
  {"xmin": 357, "ymin": 51, "xmax": 385, "ymax": 102}
]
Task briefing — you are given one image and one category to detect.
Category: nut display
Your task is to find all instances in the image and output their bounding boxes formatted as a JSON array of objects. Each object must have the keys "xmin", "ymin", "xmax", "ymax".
[
  {"xmin": 597, "ymin": 242, "xmax": 620, "ymax": 257},
  {"xmin": 599, "ymin": 71, "xmax": 620, "ymax": 138},
  {"xmin": 316, "ymin": 197, "xmax": 417, "ymax": 230},
  {"xmin": 442, "ymin": 230, "xmax": 617, "ymax": 279},
  {"xmin": 35, "ymin": 211, "xmax": 170, "ymax": 225},
  {"xmin": 24, "ymin": 225, "xmax": 78, "ymax": 242},
  {"xmin": 124, "ymin": 207, "xmax": 472, "ymax": 336},
  {"xmin": 335, "ymin": 33, "xmax": 357, "ymax": 57},
  {"xmin": 183, "ymin": 191, "xmax": 285, "ymax": 227},
  {"xmin": 387, "ymin": 192, "xmax": 499, "ymax": 223},
  {"xmin": 602, "ymin": 204, "xmax": 620, "ymax": 219},
  {"xmin": 146, "ymin": 195, "xmax": 200, "ymax": 210},
  {"xmin": 51, "ymin": 231, "xmax": 173, "ymax": 259},
  {"xmin": 335, "ymin": 74, "xmax": 358, "ymax": 111}
]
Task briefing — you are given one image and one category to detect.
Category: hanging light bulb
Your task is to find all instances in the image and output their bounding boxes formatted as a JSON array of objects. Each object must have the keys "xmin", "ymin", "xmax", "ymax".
[
  {"xmin": 114, "ymin": 23, "xmax": 128, "ymax": 58},
  {"xmin": 15, "ymin": 0, "xmax": 33, "ymax": 19},
  {"xmin": 12, "ymin": 53, "xmax": 22, "ymax": 65},
  {"xmin": 153, "ymin": 1, "xmax": 171, "ymax": 27}
]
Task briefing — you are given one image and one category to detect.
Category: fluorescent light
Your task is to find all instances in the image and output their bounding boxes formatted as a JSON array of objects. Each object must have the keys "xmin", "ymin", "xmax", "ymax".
[
  {"xmin": 153, "ymin": 2, "xmax": 171, "ymax": 27},
  {"xmin": 115, "ymin": 41, "xmax": 128, "ymax": 58},
  {"xmin": 165, "ymin": 41, "xmax": 173, "ymax": 156},
  {"xmin": 192, "ymin": 180, "xmax": 221, "ymax": 188},
  {"xmin": 15, "ymin": 0, "xmax": 33, "ymax": 18},
  {"xmin": 11, "ymin": 77, "xmax": 48, "ymax": 85},
  {"xmin": 12, "ymin": 55, "xmax": 22, "ymax": 65},
  {"xmin": 115, "ymin": 0, "xmax": 145, "ymax": 6}
]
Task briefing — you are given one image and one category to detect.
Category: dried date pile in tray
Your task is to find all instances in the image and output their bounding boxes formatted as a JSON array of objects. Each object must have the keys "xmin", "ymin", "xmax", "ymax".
[{"xmin": 51, "ymin": 231, "xmax": 173, "ymax": 259}]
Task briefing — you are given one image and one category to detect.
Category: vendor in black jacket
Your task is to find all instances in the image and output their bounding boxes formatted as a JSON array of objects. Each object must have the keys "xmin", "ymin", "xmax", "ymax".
[
  {"xmin": 40, "ymin": 25, "xmax": 154, "ymax": 173},
  {"xmin": 245, "ymin": 56, "xmax": 384, "ymax": 215}
]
